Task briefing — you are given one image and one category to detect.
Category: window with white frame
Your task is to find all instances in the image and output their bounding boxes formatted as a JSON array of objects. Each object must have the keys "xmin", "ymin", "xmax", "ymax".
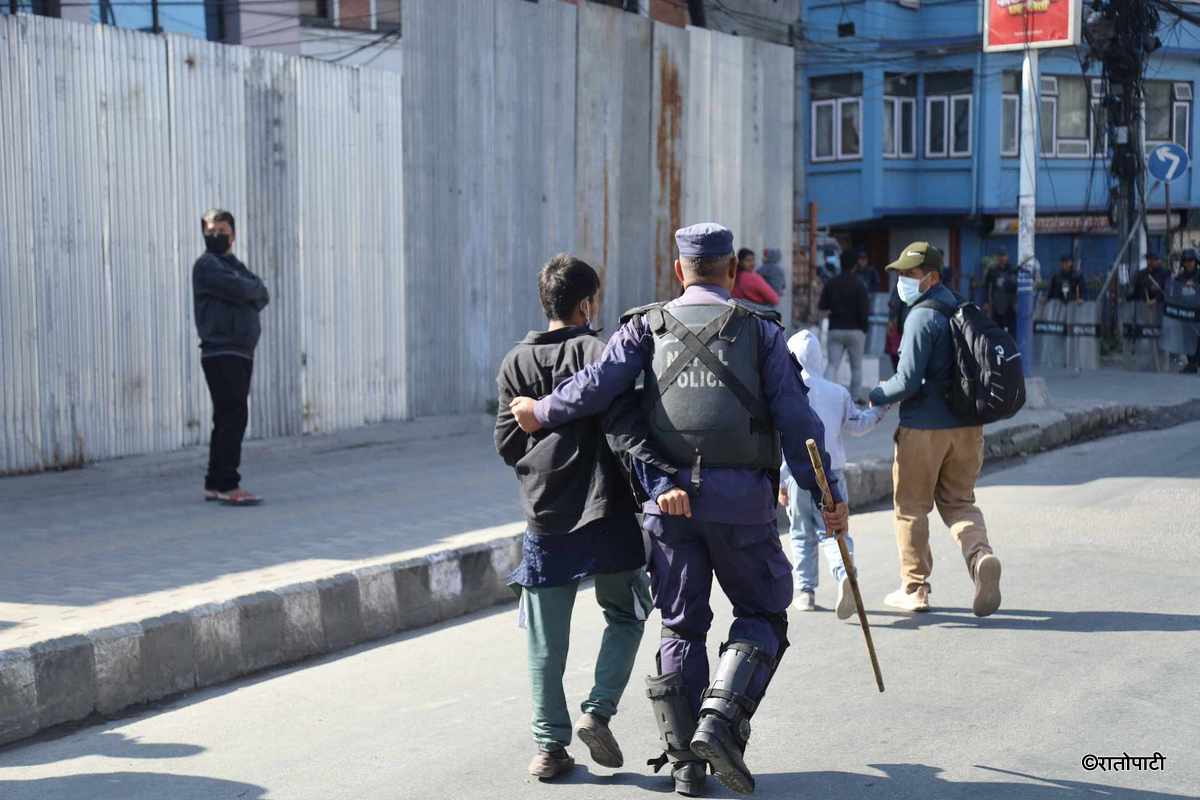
[
  {"xmin": 924, "ymin": 71, "xmax": 972, "ymax": 158},
  {"xmin": 1145, "ymin": 80, "xmax": 1192, "ymax": 154},
  {"xmin": 1032, "ymin": 74, "xmax": 1098, "ymax": 158},
  {"xmin": 1001, "ymin": 72, "xmax": 1020, "ymax": 157},
  {"xmin": 811, "ymin": 74, "xmax": 863, "ymax": 162},
  {"xmin": 884, "ymin": 73, "xmax": 917, "ymax": 158},
  {"xmin": 300, "ymin": 0, "xmax": 400, "ymax": 31}
]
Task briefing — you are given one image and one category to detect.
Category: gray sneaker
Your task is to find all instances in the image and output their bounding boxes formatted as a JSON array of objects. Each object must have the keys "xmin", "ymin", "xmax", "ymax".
[
  {"xmin": 793, "ymin": 590, "xmax": 816, "ymax": 611},
  {"xmin": 972, "ymin": 554, "xmax": 1002, "ymax": 617},
  {"xmin": 528, "ymin": 747, "xmax": 575, "ymax": 780},
  {"xmin": 574, "ymin": 712, "xmax": 623, "ymax": 768}
]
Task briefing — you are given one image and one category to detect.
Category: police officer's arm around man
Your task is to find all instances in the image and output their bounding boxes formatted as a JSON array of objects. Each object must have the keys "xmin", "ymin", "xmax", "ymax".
[
  {"xmin": 193, "ymin": 208, "xmax": 269, "ymax": 507},
  {"xmin": 510, "ymin": 222, "xmax": 845, "ymax": 797},
  {"xmin": 867, "ymin": 242, "xmax": 1002, "ymax": 618}
]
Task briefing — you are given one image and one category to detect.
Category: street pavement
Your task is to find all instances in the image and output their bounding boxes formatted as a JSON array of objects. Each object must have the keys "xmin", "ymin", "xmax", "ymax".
[
  {"xmin": 1, "ymin": 421, "xmax": 1196, "ymax": 799},
  {"xmin": 1, "ymin": 366, "xmax": 1197, "ymax": 650}
]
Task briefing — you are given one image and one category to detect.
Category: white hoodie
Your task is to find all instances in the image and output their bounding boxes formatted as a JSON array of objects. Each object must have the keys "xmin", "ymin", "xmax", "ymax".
[{"xmin": 781, "ymin": 329, "xmax": 887, "ymax": 477}]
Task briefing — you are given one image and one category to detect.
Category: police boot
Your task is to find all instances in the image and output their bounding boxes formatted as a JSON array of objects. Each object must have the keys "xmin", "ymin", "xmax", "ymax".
[
  {"xmin": 689, "ymin": 641, "xmax": 776, "ymax": 795},
  {"xmin": 646, "ymin": 672, "xmax": 708, "ymax": 797}
]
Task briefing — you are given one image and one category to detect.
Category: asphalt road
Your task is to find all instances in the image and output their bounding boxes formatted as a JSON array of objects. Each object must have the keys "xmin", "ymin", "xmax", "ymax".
[{"xmin": 2, "ymin": 423, "xmax": 1198, "ymax": 800}]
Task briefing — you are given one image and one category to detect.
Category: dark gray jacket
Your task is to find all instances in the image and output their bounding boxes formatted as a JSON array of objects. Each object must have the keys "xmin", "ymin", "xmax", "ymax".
[
  {"xmin": 495, "ymin": 326, "xmax": 673, "ymax": 536},
  {"xmin": 192, "ymin": 252, "xmax": 270, "ymax": 359}
]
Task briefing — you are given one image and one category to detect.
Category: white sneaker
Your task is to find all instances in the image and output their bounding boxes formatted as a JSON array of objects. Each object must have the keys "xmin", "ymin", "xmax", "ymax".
[
  {"xmin": 835, "ymin": 575, "xmax": 857, "ymax": 620},
  {"xmin": 793, "ymin": 590, "xmax": 816, "ymax": 611},
  {"xmin": 972, "ymin": 554, "xmax": 1002, "ymax": 617},
  {"xmin": 883, "ymin": 585, "xmax": 930, "ymax": 612}
]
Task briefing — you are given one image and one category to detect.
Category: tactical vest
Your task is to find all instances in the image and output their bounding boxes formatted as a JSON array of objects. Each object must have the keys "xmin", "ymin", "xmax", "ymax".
[{"xmin": 622, "ymin": 300, "xmax": 782, "ymax": 475}]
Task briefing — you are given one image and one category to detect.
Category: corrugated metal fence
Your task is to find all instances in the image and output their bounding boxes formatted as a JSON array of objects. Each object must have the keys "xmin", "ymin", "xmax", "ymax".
[
  {"xmin": 1, "ymin": 3, "xmax": 794, "ymax": 473},
  {"xmin": 404, "ymin": 0, "xmax": 795, "ymax": 414},
  {"xmin": 0, "ymin": 15, "xmax": 405, "ymax": 473}
]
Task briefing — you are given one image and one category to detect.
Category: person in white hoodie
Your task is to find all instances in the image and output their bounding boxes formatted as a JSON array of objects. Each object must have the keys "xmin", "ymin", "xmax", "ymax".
[{"xmin": 779, "ymin": 330, "xmax": 889, "ymax": 616}]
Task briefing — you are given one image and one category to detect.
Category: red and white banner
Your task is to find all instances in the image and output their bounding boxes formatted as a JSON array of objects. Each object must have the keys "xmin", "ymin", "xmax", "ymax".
[{"xmin": 983, "ymin": 0, "xmax": 1080, "ymax": 53}]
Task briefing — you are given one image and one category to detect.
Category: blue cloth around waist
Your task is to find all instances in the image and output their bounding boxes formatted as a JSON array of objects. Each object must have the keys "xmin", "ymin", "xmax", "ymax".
[{"xmin": 507, "ymin": 514, "xmax": 646, "ymax": 589}]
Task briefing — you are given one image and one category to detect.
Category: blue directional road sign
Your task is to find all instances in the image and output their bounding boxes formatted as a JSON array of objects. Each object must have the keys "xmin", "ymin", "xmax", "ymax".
[{"xmin": 1147, "ymin": 143, "xmax": 1190, "ymax": 183}]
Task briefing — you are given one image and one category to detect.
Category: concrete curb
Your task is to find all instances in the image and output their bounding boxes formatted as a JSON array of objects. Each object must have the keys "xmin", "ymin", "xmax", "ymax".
[{"xmin": 1, "ymin": 398, "xmax": 1196, "ymax": 747}]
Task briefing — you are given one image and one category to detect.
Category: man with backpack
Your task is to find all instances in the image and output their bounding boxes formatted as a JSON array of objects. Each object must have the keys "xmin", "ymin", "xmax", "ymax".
[{"xmin": 868, "ymin": 242, "xmax": 1007, "ymax": 617}]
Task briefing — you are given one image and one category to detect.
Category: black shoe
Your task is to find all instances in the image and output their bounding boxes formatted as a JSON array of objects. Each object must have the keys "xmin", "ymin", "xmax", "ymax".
[
  {"xmin": 690, "ymin": 716, "xmax": 754, "ymax": 795},
  {"xmin": 673, "ymin": 761, "xmax": 707, "ymax": 797},
  {"xmin": 1182, "ymin": 362, "xmax": 1199, "ymax": 374}
]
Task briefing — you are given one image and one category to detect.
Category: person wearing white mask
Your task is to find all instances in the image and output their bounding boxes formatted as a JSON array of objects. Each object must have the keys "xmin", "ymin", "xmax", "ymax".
[
  {"xmin": 867, "ymin": 242, "xmax": 1003, "ymax": 617},
  {"xmin": 778, "ymin": 330, "xmax": 889, "ymax": 616}
]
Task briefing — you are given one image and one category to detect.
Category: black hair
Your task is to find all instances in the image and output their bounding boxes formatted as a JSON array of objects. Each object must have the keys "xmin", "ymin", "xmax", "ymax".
[
  {"xmin": 680, "ymin": 253, "xmax": 734, "ymax": 282},
  {"xmin": 737, "ymin": 248, "xmax": 754, "ymax": 262},
  {"xmin": 201, "ymin": 208, "xmax": 236, "ymax": 235},
  {"xmin": 538, "ymin": 254, "xmax": 599, "ymax": 321}
]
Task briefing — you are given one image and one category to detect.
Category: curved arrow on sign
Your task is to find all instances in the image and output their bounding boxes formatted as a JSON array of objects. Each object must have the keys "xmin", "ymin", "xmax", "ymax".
[{"xmin": 1156, "ymin": 145, "xmax": 1182, "ymax": 181}]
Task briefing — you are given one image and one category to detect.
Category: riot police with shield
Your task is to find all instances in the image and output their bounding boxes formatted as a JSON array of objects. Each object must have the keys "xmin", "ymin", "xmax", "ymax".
[{"xmin": 509, "ymin": 223, "xmax": 847, "ymax": 796}]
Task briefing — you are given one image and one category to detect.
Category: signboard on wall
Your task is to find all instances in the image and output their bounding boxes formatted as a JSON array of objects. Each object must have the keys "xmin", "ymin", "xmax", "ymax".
[
  {"xmin": 983, "ymin": 0, "xmax": 1081, "ymax": 53},
  {"xmin": 990, "ymin": 213, "xmax": 1183, "ymax": 235}
]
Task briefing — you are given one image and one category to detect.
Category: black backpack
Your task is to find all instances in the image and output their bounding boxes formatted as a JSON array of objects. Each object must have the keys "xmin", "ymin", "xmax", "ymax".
[{"xmin": 916, "ymin": 298, "xmax": 1026, "ymax": 425}]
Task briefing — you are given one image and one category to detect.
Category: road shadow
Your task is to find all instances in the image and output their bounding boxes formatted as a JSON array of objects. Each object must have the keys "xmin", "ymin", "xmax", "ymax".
[
  {"xmin": 0, "ymin": 772, "xmax": 267, "ymax": 800},
  {"xmin": 0, "ymin": 731, "xmax": 203, "ymax": 768},
  {"xmin": 871, "ymin": 607, "xmax": 1200, "ymax": 634},
  {"xmin": 754, "ymin": 762, "xmax": 1188, "ymax": 799}
]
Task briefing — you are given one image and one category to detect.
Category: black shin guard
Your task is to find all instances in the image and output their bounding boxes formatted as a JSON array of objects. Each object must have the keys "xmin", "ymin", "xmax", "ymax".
[{"xmin": 690, "ymin": 639, "xmax": 783, "ymax": 795}]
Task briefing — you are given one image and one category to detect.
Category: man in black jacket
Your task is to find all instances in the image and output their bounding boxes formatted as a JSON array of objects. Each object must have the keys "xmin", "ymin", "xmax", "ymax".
[
  {"xmin": 193, "ymin": 209, "xmax": 269, "ymax": 506},
  {"xmin": 819, "ymin": 253, "xmax": 870, "ymax": 402},
  {"xmin": 495, "ymin": 254, "xmax": 671, "ymax": 782}
]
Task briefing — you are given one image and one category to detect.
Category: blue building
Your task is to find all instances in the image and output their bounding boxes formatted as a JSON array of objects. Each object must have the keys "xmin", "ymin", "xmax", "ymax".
[{"xmin": 802, "ymin": 0, "xmax": 1200, "ymax": 300}]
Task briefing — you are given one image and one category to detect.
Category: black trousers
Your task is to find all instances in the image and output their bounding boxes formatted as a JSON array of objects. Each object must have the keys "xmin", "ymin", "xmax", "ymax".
[
  {"xmin": 992, "ymin": 307, "xmax": 1017, "ymax": 339},
  {"xmin": 202, "ymin": 355, "xmax": 254, "ymax": 492}
]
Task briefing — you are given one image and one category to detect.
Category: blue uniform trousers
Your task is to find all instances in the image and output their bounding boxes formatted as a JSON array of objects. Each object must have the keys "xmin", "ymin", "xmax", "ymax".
[{"xmin": 642, "ymin": 515, "xmax": 793, "ymax": 716}]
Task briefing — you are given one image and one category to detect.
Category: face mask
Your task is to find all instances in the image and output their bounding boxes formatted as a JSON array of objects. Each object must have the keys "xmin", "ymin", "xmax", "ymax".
[
  {"xmin": 204, "ymin": 233, "xmax": 230, "ymax": 254},
  {"xmin": 897, "ymin": 275, "xmax": 923, "ymax": 305}
]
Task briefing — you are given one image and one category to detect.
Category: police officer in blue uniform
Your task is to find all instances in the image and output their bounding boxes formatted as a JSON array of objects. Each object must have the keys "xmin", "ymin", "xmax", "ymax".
[{"xmin": 510, "ymin": 223, "xmax": 847, "ymax": 796}]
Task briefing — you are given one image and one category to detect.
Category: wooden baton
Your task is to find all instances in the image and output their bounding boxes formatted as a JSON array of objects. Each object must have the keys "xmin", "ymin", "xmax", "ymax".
[{"xmin": 804, "ymin": 438, "xmax": 885, "ymax": 693}]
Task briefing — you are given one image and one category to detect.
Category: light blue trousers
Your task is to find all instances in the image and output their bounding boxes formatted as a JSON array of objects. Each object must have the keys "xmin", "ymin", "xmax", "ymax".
[{"xmin": 786, "ymin": 470, "xmax": 854, "ymax": 593}]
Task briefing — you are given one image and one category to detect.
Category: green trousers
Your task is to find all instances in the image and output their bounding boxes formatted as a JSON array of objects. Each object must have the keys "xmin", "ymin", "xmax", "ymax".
[{"xmin": 523, "ymin": 568, "xmax": 651, "ymax": 751}]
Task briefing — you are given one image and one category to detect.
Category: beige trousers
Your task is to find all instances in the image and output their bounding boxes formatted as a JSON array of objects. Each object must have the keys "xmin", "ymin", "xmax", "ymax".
[{"xmin": 892, "ymin": 426, "xmax": 992, "ymax": 594}]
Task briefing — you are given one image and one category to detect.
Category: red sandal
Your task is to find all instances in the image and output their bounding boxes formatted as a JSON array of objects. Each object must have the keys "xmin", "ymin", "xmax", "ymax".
[{"xmin": 218, "ymin": 488, "xmax": 263, "ymax": 506}]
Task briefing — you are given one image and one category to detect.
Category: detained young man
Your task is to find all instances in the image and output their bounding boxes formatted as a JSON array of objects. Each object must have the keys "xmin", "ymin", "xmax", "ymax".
[{"xmin": 494, "ymin": 254, "xmax": 660, "ymax": 781}]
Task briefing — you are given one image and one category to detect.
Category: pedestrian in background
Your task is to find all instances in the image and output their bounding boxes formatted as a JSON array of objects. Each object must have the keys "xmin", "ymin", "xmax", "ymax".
[
  {"xmin": 732, "ymin": 247, "xmax": 780, "ymax": 306},
  {"xmin": 193, "ymin": 208, "xmax": 269, "ymax": 506},
  {"xmin": 1128, "ymin": 251, "xmax": 1171, "ymax": 305},
  {"xmin": 853, "ymin": 249, "xmax": 880, "ymax": 294},
  {"xmin": 757, "ymin": 247, "xmax": 787, "ymax": 296},
  {"xmin": 984, "ymin": 249, "xmax": 1019, "ymax": 337},
  {"xmin": 869, "ymin": 242, "xmax": 1002, "ymax": 617},
  {"xmin": 779, "ymin": 330, "xmax": 888, "ymax": 616},
  {"xmin": 1166, "ymin": 249, "xmax": 1200, "ymax": 374},
  {"xmin": 819, "ymin": 252, "xmax": 870, "ymax": 402},
  {"xmin": 1048, "ymin": 254, "xmax": 1086, "ymax": 303}
]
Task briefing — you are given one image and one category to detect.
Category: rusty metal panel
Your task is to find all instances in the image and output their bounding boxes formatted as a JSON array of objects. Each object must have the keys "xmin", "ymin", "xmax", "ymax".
[
  {"xmin": 651, "ymin": 21, "xmax": 688, "ymax": 302},
  {"xmin": 576, "ymin": 2, "xmax": 653, "ymax": 332},
  {"xmin": 685, "ymin": 26, "xmax": 794, "ymax": 324},
  {"xmin": 403, "ymin": 0, "xmax": 576, "ymax": 417}
]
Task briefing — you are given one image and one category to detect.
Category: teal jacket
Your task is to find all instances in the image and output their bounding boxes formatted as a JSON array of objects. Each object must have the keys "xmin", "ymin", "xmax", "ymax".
[{"xmin": 868, "ymin": 284, "xmax": 964, "ymax": 429}]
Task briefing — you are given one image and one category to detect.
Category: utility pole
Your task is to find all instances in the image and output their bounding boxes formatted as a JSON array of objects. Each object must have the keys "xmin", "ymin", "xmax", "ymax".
[{"xmin": 1017, "ymin": 47, "xmax": 1039, "ymax": 380}]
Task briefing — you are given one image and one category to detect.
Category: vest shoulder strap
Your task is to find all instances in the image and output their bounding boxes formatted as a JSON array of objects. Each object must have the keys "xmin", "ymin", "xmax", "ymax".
[
  {"xmin": 728, "ymin": 299, "xmax": 783, "ymax": 325},
  {"xmin": 620, "ymin": 302, "xmax": 666, "ymax": 325}
]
